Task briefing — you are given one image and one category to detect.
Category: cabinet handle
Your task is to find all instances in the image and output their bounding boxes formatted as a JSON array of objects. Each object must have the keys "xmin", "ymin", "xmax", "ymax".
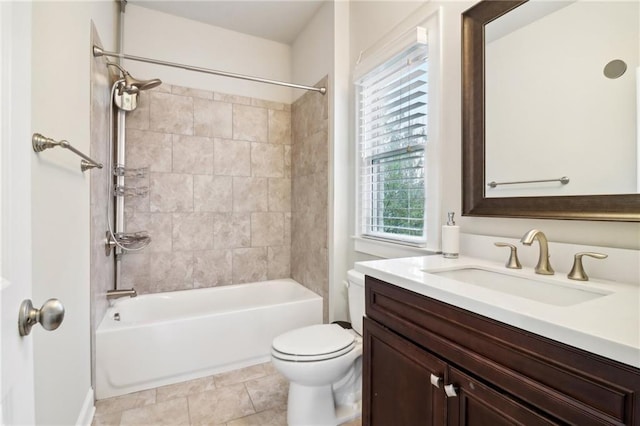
[
  {"xmin": 430, "ymin": 373, "xmax": 442, "ymax": 388},
  {"xmin": 444, "ymin": 384, "xmax": 458, "ymax": 397}
]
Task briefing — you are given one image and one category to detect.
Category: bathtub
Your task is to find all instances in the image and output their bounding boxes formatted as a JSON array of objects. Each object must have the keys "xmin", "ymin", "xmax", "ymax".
[{"xmin": 95, "ymin": 278, "xmax": 322, "ymax": 399}]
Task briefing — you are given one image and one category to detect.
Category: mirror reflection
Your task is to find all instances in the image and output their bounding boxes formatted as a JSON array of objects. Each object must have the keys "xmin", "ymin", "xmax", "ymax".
[{"xmin": 484, "ymin": 1, "xmax": 639, "ymax": 198}]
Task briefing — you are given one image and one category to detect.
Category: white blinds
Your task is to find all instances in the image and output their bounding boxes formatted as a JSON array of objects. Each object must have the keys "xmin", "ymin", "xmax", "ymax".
[{"xmin": 357, "ymin": 37, "xmax": 429, "ymax": 243}]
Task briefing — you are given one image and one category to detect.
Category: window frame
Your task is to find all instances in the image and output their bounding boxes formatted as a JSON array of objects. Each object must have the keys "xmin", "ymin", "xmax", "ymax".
[{"xmin": 354, "ymin": 13, "xmax": 441, "ymax": 254}]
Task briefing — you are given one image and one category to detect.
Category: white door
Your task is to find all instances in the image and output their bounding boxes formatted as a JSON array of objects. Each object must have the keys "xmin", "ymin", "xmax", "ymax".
[{"xmin": 0, "ymin": 2, "xmax": 36, "ymax": 424}]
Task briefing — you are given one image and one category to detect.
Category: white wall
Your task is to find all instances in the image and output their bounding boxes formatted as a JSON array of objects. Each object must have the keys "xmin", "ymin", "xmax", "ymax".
[
  {"xmin": 124, "ymin": 4, "xmax": 293, "ymax": 103},
  {"xmin": 31, "ymin": 2, "xmax": 117, "ymax": 424},
  {"xmin": 348, "ymin": 0, "xmax": 640, "ymax": 275}
]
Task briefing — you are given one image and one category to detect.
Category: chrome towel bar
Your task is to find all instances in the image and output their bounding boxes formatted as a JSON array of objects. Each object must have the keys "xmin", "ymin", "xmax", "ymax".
[
  {"xmin": 487, "ymin": 176, "xmax": 569, "ymax": 188},
  {"xmin": 32, "ymin": 133, "xmax": 103, "ymax": 172}
]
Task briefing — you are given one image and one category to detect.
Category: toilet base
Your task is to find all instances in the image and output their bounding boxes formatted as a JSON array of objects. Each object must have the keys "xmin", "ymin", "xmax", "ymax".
[
  {"xmin": 287, "ymin": 382, "xmax": 336, "ymax": 426},
  {"xmin": 286, "ymin": 382, "xmax": 362, "ymax": 426}
]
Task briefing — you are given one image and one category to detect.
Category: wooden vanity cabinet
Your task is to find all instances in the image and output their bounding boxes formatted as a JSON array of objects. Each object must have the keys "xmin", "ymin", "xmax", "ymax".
[{"xmin": 363, "ymin": 276, "xmax": 640, "ymax": 425}]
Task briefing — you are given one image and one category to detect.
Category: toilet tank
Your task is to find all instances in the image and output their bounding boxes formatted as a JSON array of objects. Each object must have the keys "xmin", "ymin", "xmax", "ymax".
[{"xmin": 346, "ymin": 269, "xmax": 365, "ymax": 335}]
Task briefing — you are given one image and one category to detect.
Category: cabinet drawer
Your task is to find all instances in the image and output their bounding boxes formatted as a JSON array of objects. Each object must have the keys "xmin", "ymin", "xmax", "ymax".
[{"xmin": 366, "ymin": 276, "xmax": 640, "ymax": 425}]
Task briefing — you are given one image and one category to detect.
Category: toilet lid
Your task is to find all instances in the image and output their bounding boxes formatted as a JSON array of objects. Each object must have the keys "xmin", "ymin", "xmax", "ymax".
[{"xmin": 272, "ymin": 324, "xmax": 355, "ymax": 357}]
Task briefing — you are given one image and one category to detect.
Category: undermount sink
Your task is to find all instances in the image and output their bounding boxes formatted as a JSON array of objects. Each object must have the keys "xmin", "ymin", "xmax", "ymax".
[{"xmin": 429, "ymin": 267, "xmax": 611, "ymax": 306}]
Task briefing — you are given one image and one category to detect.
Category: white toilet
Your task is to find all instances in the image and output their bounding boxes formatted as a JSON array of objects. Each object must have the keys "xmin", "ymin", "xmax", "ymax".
[{"xmin": 271, "ymin": 269, "xmax": 365, "ymax": 426}]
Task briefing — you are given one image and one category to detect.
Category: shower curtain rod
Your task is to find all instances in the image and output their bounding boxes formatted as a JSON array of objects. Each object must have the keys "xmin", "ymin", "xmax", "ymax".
[{"xmin": 93, "ymin": 46, "xmax": 326, "ymax": 95}]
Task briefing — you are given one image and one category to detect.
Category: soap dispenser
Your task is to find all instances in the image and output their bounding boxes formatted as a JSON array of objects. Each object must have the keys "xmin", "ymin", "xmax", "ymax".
[{"xmin": 442, "ymin": 212, "xmax": 459, "ymax": 259}]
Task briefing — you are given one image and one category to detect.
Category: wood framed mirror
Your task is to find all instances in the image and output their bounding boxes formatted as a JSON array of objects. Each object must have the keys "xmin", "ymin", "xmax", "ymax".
[{"xmin": 461, "ymin": 0, "xmax": 640, "ymax": 221}]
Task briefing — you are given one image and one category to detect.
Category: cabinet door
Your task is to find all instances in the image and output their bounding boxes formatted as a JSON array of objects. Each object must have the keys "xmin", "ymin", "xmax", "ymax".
[
  {"xmin": 363, "ymin": 317, "xmax": 447, "ymax": 426},
  {"xmin": 446, "ymin": 367, "xmax": 559, "ymax": 426}
]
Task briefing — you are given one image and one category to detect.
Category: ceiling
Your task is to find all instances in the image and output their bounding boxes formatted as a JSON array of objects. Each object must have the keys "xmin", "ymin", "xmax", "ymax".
[{"xmin": 128, "ymin": 0, "xmax": 325, "ymax": 45}]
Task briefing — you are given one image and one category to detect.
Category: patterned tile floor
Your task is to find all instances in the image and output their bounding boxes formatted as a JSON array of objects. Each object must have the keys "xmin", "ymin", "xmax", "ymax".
[{"xmin": 92, "ymin": 362, "xmax": 362, "ymax": 426}]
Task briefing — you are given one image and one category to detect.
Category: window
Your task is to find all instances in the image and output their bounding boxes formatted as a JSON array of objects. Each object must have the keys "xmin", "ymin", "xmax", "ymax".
[{"xmin": 356, "ymin": 31, "xmax": 430, "ymax": 246}]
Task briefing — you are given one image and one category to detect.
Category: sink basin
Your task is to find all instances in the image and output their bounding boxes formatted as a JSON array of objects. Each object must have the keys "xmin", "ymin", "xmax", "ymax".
[{"xmin": 429, "ymin": 268, "xmax": 611, "ymax": 306}]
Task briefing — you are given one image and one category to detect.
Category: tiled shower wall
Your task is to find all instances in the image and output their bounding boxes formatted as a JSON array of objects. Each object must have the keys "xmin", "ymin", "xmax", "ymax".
[
  {"xmin": 291, "ymin": 76, "xmax": 329, "ymax": 321},
  {"xmin": 120, "ymin": 83, "xmax": 292, "ymax": 294}
]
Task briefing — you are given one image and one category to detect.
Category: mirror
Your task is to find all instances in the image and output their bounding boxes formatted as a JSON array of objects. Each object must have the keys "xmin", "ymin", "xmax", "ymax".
[{"xmin": 462, "ymin": 0, "xmax": 640, "ymax": 221}]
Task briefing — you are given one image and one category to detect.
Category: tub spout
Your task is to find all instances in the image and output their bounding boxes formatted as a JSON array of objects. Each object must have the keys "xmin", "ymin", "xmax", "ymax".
[{"xmin": 107, "ymin": 288, "xmax": 137, "ymax": 300}]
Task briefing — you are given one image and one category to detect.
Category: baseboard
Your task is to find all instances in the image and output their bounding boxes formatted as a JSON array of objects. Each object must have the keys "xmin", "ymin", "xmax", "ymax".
[{"xmin": 75, "ymin": 387, "xmax": 95, "ymax": 426}]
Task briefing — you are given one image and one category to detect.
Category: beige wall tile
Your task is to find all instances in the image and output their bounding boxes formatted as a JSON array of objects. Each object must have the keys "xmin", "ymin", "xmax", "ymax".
[
  {"xmin": 232, "ymin": 248, "xmax": 267, "ymax": 284},
  {"xmin": 194, "ymin": 99, "xmax": 232, "ymax": 139},
  {"xmin": 252, "ymin": 98, "xmax": 287, "ymax": 111},
  {"xmin": 149, "ymin": 251, "xmax": 194, "ymax": 292},
  {"xmin": 124, "ymin": 212, "xmax": 171, "ymax": 253},
  {"xmin": 172, "ymin": 213, "xmax": 214, "ymax": 251},
  {"xmin": 120, "ymin": 397, "xmax": 189, "ymax": 426},
  {"xmin": 267, "ymin": 246, "xmax": 290, "ymax": 279},
  {"xmin": 172, "ymin": 85, "xmax": 213, "ymax": 100},
  {"xmin": 251, "ymin": 212, "xmax": 284, "ymax": 247},
  {"xmin": 172, "ymin": 135, "xmax": 213, "ymax": 175},
  {"xmin": 268, "ymin": 178, "xmax": 291, "ymax": 212},
  {"xmin": 149, "ymin": 92, "xmax": 193, "ymax": 135},
  {"xmin": 283, "ymin": 145, "xmax": 291, "ymax": 178},
  {"xmin": 233, "ymin": 105, "xmax": 268, "ymax": 142},
  {"xmin": 118, "ymin": 84, "xmax": 293, "ymax": 296},
  {"xmin": 151, "ymin": 83, "xmax": 172, "ymax": 94},
  {"xmin": 290, "ymin": 77, "xmax": 329, "ymax": 316},
  {"xmin": 150, "ymin": 173, "xmax": 193, "ymax": 212},
  {"xmin": 213, "ymin": 213, "xmax": 251, "ymax": 249},
  {"xmin": 268, "ymin": 109, "xmax": 291, "ymax": 145},
  {"xmin": 148, "ymin": 213, "xmax": 172, "ymax": 253},
  {"xmin": 188, "ymin": 383, "xmax": 255, "ymax": 425},
  {"xmin": 232, "ymin": 177, "xmax": 268, "ymax": 212},
  {"xmin": 193, "ymin": 249, "xmax": 232, "ymax": 287},
  {"xmin": 215, "ymin": 93, "xmax": 251, "ymax": 105},
  {"xmin": 194, "ymin": 175, "xmax": 233, "ymax": 212},
  {"xmin": 284, "ymin": 212, "xmax": 291, "ymax": 246},
  {"xmin": 251, "ymin": 143, "xmax": 283, "ymax": 178},
  {"xmin": 126, "ymin": 91, "xmax": 150, "ymax": 130},
  {"xmin": 126, "ymin": 129, "xmax": 172, "ymax": 172},
  {"xmin": 119, "ymin": 252, "xmax": 150, "ymax": 291},
  {"xmin": 214, "ymin": 139, "xmax": 250, "ymax": 177},
  {"xmin": 123, "ymin": 176, "xmax": 151, "ymax": 213}
]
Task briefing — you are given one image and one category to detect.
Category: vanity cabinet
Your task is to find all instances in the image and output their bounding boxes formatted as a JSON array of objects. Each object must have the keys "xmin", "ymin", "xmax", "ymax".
[{"xmin": 363, "ymin": 276, "xmax": 640, "ymax": 425}]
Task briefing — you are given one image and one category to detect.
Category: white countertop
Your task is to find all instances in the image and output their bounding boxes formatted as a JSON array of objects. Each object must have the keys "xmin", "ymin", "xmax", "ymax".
[{"xmin": 355, "ymin": 255, "xmax": 640, "ymax": 368}]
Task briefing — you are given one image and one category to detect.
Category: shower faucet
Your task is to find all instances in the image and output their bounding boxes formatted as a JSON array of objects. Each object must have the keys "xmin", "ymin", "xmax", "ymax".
[{"xmin": 107, "ymin": 288, "xmax": 137, "ymax": 300}]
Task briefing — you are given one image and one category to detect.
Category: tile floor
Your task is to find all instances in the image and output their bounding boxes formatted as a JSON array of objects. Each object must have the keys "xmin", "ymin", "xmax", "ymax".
[{"xmin": 92, "ymin": 362, "xmax": 362, "ymax": 426}]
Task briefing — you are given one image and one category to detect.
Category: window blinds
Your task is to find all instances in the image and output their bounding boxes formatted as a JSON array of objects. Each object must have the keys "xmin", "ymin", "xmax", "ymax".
[{"xmin": 357, "ymin": 36, "xmax": 429, "ymax": 243}]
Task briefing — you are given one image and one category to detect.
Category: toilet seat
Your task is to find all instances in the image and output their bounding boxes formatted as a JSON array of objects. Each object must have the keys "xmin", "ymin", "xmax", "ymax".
[{"xmin": 272, "ymin": 324, "xmax": 356, "ymax": 362}]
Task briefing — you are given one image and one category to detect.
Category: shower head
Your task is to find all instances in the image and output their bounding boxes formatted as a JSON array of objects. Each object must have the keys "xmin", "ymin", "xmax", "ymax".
[{"xmin": 106, "ymin": 61, "xmax": 162, "ymax": 94}]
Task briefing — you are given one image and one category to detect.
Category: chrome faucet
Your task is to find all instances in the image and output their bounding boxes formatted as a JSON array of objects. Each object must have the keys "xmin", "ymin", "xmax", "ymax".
[
  {"xmin": 520, "ymin": 229, "xmax": 554, "ymax": 275},
  {"xmin": 106, "ymin": 288, "xmax": 137, "ymax": 300}
]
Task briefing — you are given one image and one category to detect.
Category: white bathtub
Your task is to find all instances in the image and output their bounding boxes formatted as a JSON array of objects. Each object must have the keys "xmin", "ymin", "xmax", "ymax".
[{"xmin": 95, "ymin": 278, "xmax": 322, "ymax": 399}]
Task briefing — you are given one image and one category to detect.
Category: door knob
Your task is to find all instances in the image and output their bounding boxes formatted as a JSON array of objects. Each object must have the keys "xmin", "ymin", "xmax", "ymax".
[{"xmin": 18, "ymin": 299, "xmax": 65, "ymax": 336}]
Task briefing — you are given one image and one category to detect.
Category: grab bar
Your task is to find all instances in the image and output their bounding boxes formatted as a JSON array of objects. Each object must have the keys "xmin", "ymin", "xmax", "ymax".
[
  {"xmin": 32, "ymin": 133, "xmax": 103, "ymax": 172},
  {"xmin": 487, "ymin": 176, "xmax": 569, "ymax": 188}
]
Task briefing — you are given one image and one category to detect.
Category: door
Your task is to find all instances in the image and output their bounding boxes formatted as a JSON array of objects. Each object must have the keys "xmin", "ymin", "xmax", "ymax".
[
  {"xmin": 363, "ymin": 317, "xmax": 447, "ymax": 426},
  {"xmin": 446, "ymin": 367, "xmax": 559, "ymax": 426},
  {"xmin": 0, "ymin": 1, "xmax": 35, "ymax": 424}
]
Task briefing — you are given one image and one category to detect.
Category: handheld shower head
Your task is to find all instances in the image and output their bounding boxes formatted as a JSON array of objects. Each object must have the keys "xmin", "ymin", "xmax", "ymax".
[{"xmin": 106, "ymin": 61, "xmax": 162, "ymax": 94}]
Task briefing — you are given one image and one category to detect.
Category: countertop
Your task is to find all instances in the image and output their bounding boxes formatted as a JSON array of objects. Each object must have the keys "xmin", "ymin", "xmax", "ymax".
[{"xmin": 355, "ymin": 255, "xmax": 640, "ymax": 368}]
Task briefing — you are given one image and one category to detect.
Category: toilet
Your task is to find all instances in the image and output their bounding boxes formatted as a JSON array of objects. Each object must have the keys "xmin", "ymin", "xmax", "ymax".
[{"xmin": 271, "ymin": 269, "xmax": 365, "ymax": 426}]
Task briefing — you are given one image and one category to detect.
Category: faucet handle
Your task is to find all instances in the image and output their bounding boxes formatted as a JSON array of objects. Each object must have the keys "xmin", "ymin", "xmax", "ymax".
[
  {"xmin": 494, "ymin": 242, "xmax": 522, "ymax": 269},
  {"xmin": 567, "ymin": 252, "xmax": 608, "ymax": 281}
]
